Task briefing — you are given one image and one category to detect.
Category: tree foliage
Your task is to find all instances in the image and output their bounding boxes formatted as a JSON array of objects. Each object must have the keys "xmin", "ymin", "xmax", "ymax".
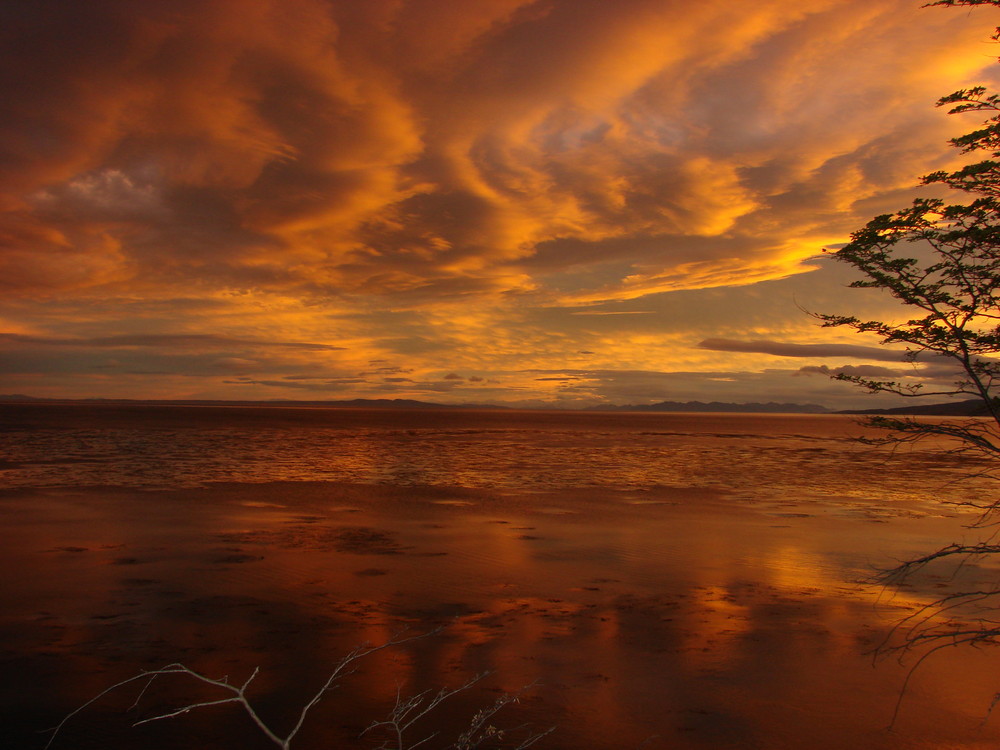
[
  {"xmin": 820, "ymin": 1, "xmax": 1000, "ymax": 430},
  {"xmin": 817, "ymin": 0, "xmax": 1000, "ymax": 668}
]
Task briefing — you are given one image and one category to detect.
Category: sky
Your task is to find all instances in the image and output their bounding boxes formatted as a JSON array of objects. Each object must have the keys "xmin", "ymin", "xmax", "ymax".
[{"xmin": 2, "ymin": 0, "xmax": 999, "ymax": 409}]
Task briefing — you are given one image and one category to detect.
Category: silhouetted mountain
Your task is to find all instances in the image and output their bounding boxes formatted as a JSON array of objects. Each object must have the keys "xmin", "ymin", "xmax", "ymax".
[
  {"xmin": 838, "ymin": 399, "xmax": 992, "ymax": 416},
  {"xmin": 588, "ymin": 400, "xmax": 830, "ymax": 414}
]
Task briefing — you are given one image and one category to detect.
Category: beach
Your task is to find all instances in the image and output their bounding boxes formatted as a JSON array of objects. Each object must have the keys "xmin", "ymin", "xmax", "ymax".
[{"xmin": 3, "ymin": 403, "xmax": 1000, "ymax": 749}]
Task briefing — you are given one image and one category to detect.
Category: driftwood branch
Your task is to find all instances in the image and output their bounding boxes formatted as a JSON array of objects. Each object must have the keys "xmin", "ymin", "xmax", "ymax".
[
  {"xmin": 362, "ymin": 673, "xmax": 554, "ymax": 750},
  {"xmin": 43, "ymin": 626, "xmax": 552, "ymax": 750}
]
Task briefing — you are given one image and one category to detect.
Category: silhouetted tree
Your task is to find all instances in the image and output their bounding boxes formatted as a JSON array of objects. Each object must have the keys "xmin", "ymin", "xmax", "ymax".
[{"xmin": 818, "ymin": 0, "xmax": 1000, "ymax": 671}]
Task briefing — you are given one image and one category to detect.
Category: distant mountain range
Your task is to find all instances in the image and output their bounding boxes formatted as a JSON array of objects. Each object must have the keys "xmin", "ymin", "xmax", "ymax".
[
  {"xmin": 0, "ymin": 394, "xmax": 994, "ymax": 415},
  {"xmin": 0, "ymin": 395, "xmax": 833, "ymax": 412},
  {"xmin": 594, "ymin": 398, "xmax": 1000, "ymax": 416},
  {"xmin": 838, "ymin": 399, "xmax": 993, "ymax": 416},
  {"xmin": 587, "ymin": 400, "xmax": 831, "ymax": 413}
]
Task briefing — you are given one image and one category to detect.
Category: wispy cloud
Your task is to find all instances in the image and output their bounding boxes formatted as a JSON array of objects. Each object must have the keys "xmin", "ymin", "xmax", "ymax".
[
  {"xmin": 570, "ymin": 310, "xmax": 657, "ymax": 316},
  {"xmin": 0, "ymin": 333, "xmax": 342, "ymax": 350}
]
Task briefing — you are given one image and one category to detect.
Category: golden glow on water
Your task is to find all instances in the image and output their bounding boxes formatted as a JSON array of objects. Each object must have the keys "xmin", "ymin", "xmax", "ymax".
[
  {"xmin": 4, "ymin": 484, "xmax": 994, "ymax": 749},
  {"xmin": 3, "ymin": 409, "xmax": 1000, "ymax": 749}
]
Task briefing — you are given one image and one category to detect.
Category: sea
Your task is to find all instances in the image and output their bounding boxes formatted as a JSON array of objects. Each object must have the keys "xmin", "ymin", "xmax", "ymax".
[{"xmin": 2, "ymin": 402, "xmax": 999, "ymax": 750}]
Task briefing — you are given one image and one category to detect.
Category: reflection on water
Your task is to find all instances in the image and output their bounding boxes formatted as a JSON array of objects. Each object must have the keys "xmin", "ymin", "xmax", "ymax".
[{"xmin": 2, "ymin": 405, "xmax": 1000, "ymax": 749}]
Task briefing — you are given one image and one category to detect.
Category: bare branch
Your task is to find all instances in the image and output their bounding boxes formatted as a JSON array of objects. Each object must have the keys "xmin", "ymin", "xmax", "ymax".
[{"xmin": 44, "ymin": 627, "xmax": 552, "ymax": 750}]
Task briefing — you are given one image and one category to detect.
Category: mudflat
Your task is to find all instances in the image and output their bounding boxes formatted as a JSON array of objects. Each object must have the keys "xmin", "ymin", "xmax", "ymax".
[{"xmin": 2, "ymin": 405, "xmax": 1000, "ymax": 749}]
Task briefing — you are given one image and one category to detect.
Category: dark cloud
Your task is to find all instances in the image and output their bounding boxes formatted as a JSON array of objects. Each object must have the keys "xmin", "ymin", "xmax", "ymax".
[
  {"xmin": 526, "ymin": 368, "xmax": 758, "ymax": 380},
  {"xmin": 698, "ymin": 338, "xmax": 907, "ymax": 361},
  {"xmin": 796, "ymin": 364, "xmax": 903, "ymax": 378},
  {"xmin": 233, "ymin": 378, "xmax": 368, "ymax": 391}
]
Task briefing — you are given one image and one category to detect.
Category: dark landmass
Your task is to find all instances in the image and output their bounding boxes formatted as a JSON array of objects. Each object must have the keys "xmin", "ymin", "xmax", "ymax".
[
  {"xmin": 838, "ymin": 398, "xmax": 992, "ymax": 416},
  {"xmin": 0, "ymin": 395, "xmax": 834, "ymax": 413},
  {"xmin": 5, "ymin": 394, "xmax": 989, "ymax": 415},
  {"xmin": 587, "ymin": 400, "xmax": 831, "ymax": 414},
  {"xmin": 0, "ymin": 395, "xmax": 503, "ymax": 410}
]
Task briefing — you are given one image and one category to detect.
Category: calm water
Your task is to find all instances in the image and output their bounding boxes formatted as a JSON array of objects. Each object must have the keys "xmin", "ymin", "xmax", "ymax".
[
  {"xmin": 0, "ymin": 403, "xmax": 986, "ymax": 509},
  {"xmin": 2, "ymin": 403, "xmax": 1000, "ymax": 749}
]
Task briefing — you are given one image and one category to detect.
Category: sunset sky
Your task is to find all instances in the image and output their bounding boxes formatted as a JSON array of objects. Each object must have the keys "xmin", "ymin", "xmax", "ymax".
[{"xmin": 2, "ymin": 0, "xmax": 999, "ymax": 408}]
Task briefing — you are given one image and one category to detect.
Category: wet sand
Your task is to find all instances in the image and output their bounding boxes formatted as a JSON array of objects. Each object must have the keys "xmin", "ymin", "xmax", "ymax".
[{"xmin": 4, "ymin": 478, "xmax": 1000, "ymax": 749}]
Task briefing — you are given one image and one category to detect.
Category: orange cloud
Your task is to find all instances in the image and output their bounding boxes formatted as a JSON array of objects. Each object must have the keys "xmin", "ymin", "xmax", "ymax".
[
  {"xmin": 1, "ymin": 0, "xmax": 999, "ymax": 402},
  {"xmin": 1, "ymin": 0, "xmax": 994, "ymax": 302}
]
